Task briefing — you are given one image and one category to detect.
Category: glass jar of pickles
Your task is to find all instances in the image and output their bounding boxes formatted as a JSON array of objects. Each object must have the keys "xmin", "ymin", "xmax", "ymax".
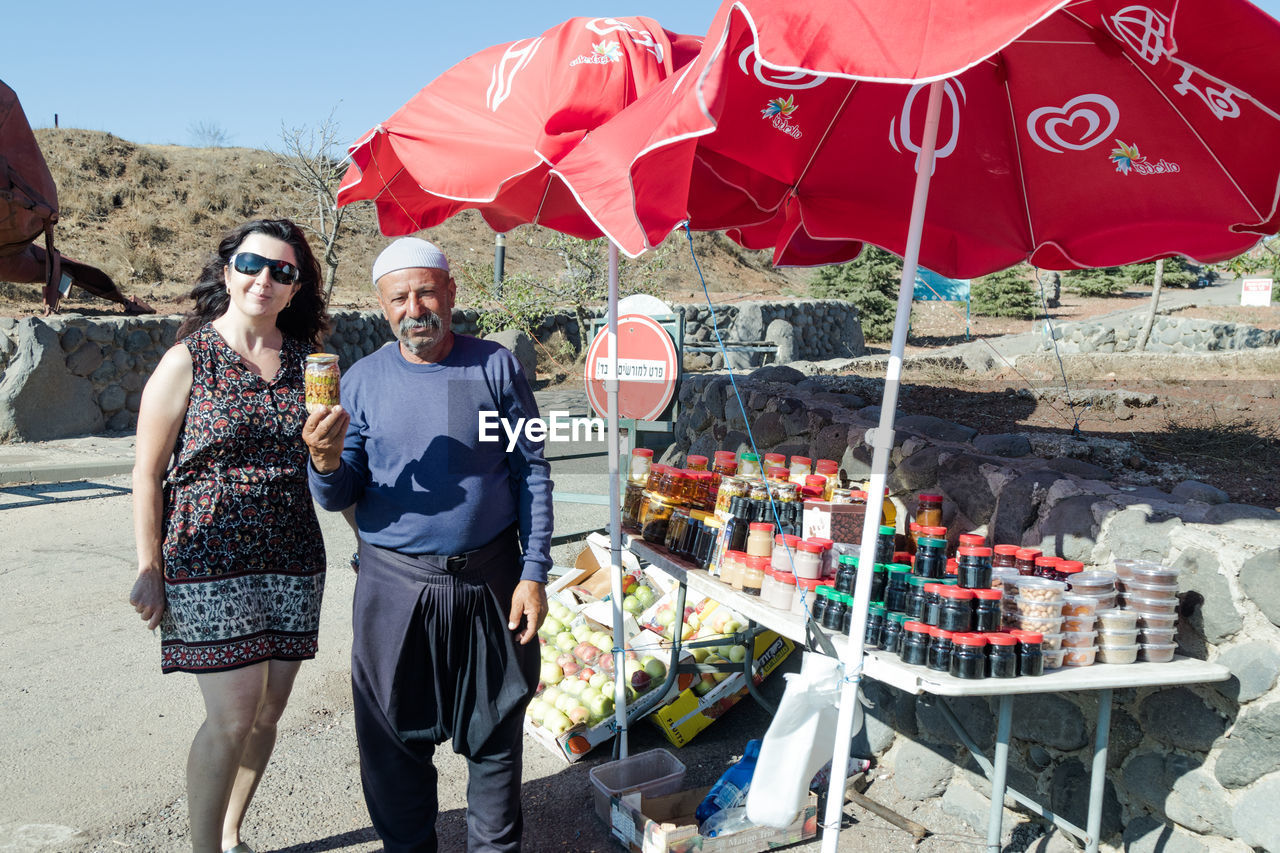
[
  {"xmin": 715, "ymin": 475, "xmax": 746, "ymax": 520},
  {"xmin": 628, "ymin": 448, "xmax": 654, "ymax": 484},
  {"xmin": 739, "ymin": 452, "xmax": 762, "ymax": 481},
  {"xmin": 305, "ymin": 353, "xmax": 341, "ymax": 413},
  {"xmin": 788, "ymin": 455, "xmax": 813, "ymax": 486}
]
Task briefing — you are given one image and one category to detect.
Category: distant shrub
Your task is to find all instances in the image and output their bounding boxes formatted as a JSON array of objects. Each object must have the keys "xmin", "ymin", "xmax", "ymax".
[
  {"xmin": 1127, "ymin": 257, "xmax": 1216, "ymax": 289},
  {"xmin": 809, "ymin": 247, "xmax": 902, "ymax": 341},
  {"xmin": 1060, "ymin": 267, "xmax": 1131, "ymax": 296},
  {"xmin": 970, "ymin": 266, "xmax": 1040, "ymax": 318}
]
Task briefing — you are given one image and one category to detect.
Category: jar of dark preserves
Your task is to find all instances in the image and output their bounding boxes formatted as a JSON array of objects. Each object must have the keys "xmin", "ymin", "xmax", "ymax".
[
  {"xmin": 640, "ymin": 494, "xmax": 675, "ymax": 544},
  {"xmin": 938, "ymin": 587, "xmax": 975, "ymax": 633},
  {"xmin": 900, "ymin": 622, "xmax": 931, "ymax": 666},
  {"xmin": 923, "ymin": 582, "xmax": 945, "ymax": 627},
  {"xmin": 665, "ymin": 507, "xmax": 689, "ymax": 552},
  {"xmin": 881, "ymin": 613, "xmax": 906, "ymax": 656},
  {"xmin": 863, "ymin": 604, "xmax": 885, "ymax": 647},
  {"xmin": 1015, "ymin": 548, "xmax": 1042, "ymax": 576},
  {"xmin": 841, "ymin": 594, "xmax": 854, "ymax": 633},
  {"xmin": 972, "ymin": 588, "xmax": 1002, "ymax": 633},
  {"xmin": 884, "ymin": 566, "xmax": 912, "ymax": 614},
  {"xmin": 1017, "ymin": 631, "xmax": 1045, "ymax": 677},
  {"xmin": 905, "ymin": 576, "xmax": 929, "ymax": 621},
  {"xmin": 993, "ymin": 544, "xmax": 1020, "ymax": 570},
  {"xmin": 927, "ymin": 628, "xmax": 954, "ymax": 672},
  {"xmin": 822, "ymin": 590, "xmax": 849, "ymax": 632},
  {"xmin": 914, "ymin": 537, "xmax": 947, "ymax": 579},
  {"xmin": 956, "ymin": 546, "xmax": 994, "ymax": 589},
  {"xmin": 958, "ymin": 533, "xmax": 986, "ymax": 548},
  {"xmin": 1033, "ymin": 555, "xmax": 1063, "ymax": 581},
  {"xmin": 875, "ymin": 525, "xmax": 897, "ymax": 565},
  {"xmin": 950, "ymin": 633, "xmax": 988, "ymax": 679},
  {"xmin": 811, "ymin": 586, "xmax": 832, "ymax": 624},
  {"xmin": 986, "ymin": 633, "xmax": 1019, "ymax": 678},
  {"xmin": 835, "ymin": 555, "xmax": 857, "ymax": 595},
  {"xmin": 869, "ymin": 563, "xmax": 888, "ymax": 604}
]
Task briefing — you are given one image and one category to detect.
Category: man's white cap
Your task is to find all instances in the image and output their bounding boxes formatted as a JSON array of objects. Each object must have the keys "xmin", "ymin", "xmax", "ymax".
[{"xmin": 372, "ymin": 237, "xmax": 450, "ymax": 284}]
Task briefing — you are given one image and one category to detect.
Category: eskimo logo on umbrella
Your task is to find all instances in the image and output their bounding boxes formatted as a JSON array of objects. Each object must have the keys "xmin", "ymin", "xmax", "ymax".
[
  {"xmin": 738, "ymin": 45, "xmax": 826, "ymax": 90},
  {"xmin": 487, "ymin": 37, "xmax": 543, "ymax": 112},
  {"xmin": 762, "ymin": 96, "xmax": 801, "ymax": 138},
  {"xmin": 1027, "ymin": 95, "xmax": 1119, "ymax": 153},
  {"xmin": 1105, "ymin": 5, "xmax": 1246, "ymax": 120},
  {"xmin": 1109, "ymin": 140, "xmax": 1181, "ymax": 175},
  {"xmin": 570, "ymin": 40, "xmax": 623, "ymax": 66}
]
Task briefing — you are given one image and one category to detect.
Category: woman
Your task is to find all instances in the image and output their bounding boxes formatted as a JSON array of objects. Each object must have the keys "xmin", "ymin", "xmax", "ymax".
[{"xmin": 129, "ymin": 219, "xmax": 328, "ymax": 853}]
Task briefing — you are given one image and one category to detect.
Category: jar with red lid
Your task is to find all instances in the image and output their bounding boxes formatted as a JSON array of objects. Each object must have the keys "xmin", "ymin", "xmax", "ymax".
[
  {"xmin": 710, "ymin": 452, "xmax": 738, "ymax": 491},
  {"xmin": 927, "ymin": 628, "xmax": 954, "ymax": 672},
  {"xmin": 938, "ymin": 587, "xmax": 975, "ymax": 632},
  {"xmin": 957, "ymin": 546, "xmax": 994, "ymax": 589},
  {"xmin": 971, "ymin": 587, "xmax": 1002, "ymax": 632},
  {"xmin": 1015, "ymin": 548, "xmax": 1042, "ymax": 576},
  {"xmin": 959, "ymin": 533, "xmax": 986, "ymax": 548},
  {"xmin": 906, "ymin": 521, "xmax": 921, "ymax": 554},
  {"xmin": 915, "ymin": 493, "xmax": 944, "ymax": 531},
  {"xmin": 900, "ymin": 621, "xmax": 932, "ymax": 666},
  {"xmin": 686, "ymin": 454, "xmax": 708, "ymax": 472},
  {"xmin": 806, "ymin": 473, "xmax": 831, "ymax": 500},
  {"xmin": 993, "ymin": 544, "xmax": 1020, "ymax": 569},
  {"xmin": 815, "ymin": 458, "xmax": 839, "ymax": 478},
  {"xmin": 1057, "ymin": 560, "xmax": 1085, "ymax": 583},
  {"xmin": 788, "ymin": 455, "xmax": 813, "ymax": 485},
  {"xmin": 629, "ymin": 447, "xmax": 654, "ymax": 484},
  {"xmin": 809, "ymin": 537, "xmax": 836, "ymax": 578},
  {"xmin": 1015, "ymin": 631, "xmax": 1045, "ymax": 676},
  {"xmin": 766, "ymin": 465, "xmax": 790, "ymax": 483},
  {"xmin": 792, "ymin": 539, "xmax": 824, "ymax": 579},
  {"xmin": 746, "ymin": 522, "xmax": 774, "ymax": 558},
  {"xmin": 923, "ymin": 583, "xmax": 946, "ymax": 627},
  {"xmin": 1034, "ymin": 555, "xmax": 1063, "ymax": 581},
  {"xmin": 985, "ymin": 633, "xmax": 1019, "ymax": 678},
  {"xmin": 763, "ymin": 452, "xmax": 786, "ymax": 468},
  {"xmin": 950, "ymin": 633, "xmax": 988, "ymax": 679},
  {"xmin": 741, "ymin": 555, "xmax": 767, "ymax": 596}
]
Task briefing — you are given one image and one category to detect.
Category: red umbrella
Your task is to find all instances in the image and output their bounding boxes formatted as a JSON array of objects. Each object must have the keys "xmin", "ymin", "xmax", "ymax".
[
  {"xmin": 336, "ymin": 16, "xmax": 701, "ymax": 238},
  {"xmin": 554, "ymin": 0, "xmax": 1280, "ymax": 274}
]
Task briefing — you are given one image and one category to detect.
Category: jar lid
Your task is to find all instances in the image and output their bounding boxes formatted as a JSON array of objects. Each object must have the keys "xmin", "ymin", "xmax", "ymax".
[
  {"xmin": 714, "ymin": 450, "xmax": 737, "ymax": 460},
  {"xmin": 894, "ymin": 551, "xmax": 913, "ymax": 563},
  {"xmin": 764, "ymin": 453, "xmax": 786, "ymax": 463},
  {"xmin": 775, "ymin": 534, "xmax": 788, "ymax": 545},
  {"xmin": 939, "ymin": 576, "xmax": 959, "ymax": 586},
  {"xmin": 796, "ymin": 576, "xmax": 822, "ymax": 590},
  {"xmin": 1015, "ymin": 548, "xmax": 1043, "ymax": 560},
  {"xmin": 810, "ymin": 537, "xmax": 834, "ymax": 549},
  {"xmin": 919, "ymin": 493, "xmax": 943, "ymax": 503},
  {"xmin": 631, "ymin": 448, "xmax": 654, "ymax": 457},
  {"xmin": 816, "ymin": 585, "xmax": 835, "ymax": 597},
  {"xmin": 1071, "ymin": 569, "xmax": 1118, "ymax": 586},
  {"xmin": 745, "ymin": 555, "xmax": 769, "ymax": 570},
  {"xmin": 985, "ymin": 633, "xmax": 1019, "ymax": 646},
  {"xmin": 800, "ymin": 486, "xmax": 824, "ymax": 498},
  {"xmin": 868, "ymin": 603, "xmax": 886, "ymax": 615},
  {"xmin": 959, "ymin": 533, "xmax": 986, "ymax": 546},
  {"xmin": 686, "ymin": 454, "xmax": 707, "ymax": 465},
  {"xmin": 767, "ymin": 466, "xmax": 790, "ymax": 479},
  {"xmin": 851, "ymin": 490, "xmax": 868, "ymax": 500},
  {"xmin": 1018, "ymin": 632, "xmax": 1044, "ymax": 644},
  {"xmin": 791, "ymin": 455, "xmax": 812, "ymax": 465},
  {"xmin": 907, "ymin": 575, "xmax": 930, "ymax": 586},
  {"xmin": 870, "ymin": 562, "xmax": 887, "ymax": 573},
  {"xmin": 741, "ymin": 452, "xmax": 760, "ymax": 461},
  {"xmin": 798, "ymin": 540, "xmax": 824, "ymax": 553},
  {"xmin": 904, "ymin": 620, "xmax": 929, "ymax": 634},
  {"xmin": 805, "ymin": 475, "xmax": 828, "ymax": 486},
  {"xmin": 939, "ymin": 587, "xmax": 974, "ymax": 600},
  {"xmin": 909, "ymin": 522, "xmax": 921, "ymax": 532},
  {"xmin": 777, "ymin": 571, "xmax": 796, "ymax": 586},
  {"xmin": 838, "ymin": 554, "xmax": 858, "ymax": 565},
  {"xmin": 917, "ymin": 537, "xmax": 947, "ymax": 548},
  {"xmin": 920, "ymin": 526, "xmax": 947, "ymax": 537},
  {"xmin": 953, "ymin": 632, "xmax": 988, "ymax": 647},
  {"xmin": 783, "ymin": 534, "xmax": 801, "ymax": 546},
  {"xmin": 727, "ymin": 549, "xmax": 749, "ymax": 559},
  {"xmin": 946, "ymin": 559, "xmax": 959, "ymax": 574},
  {"xmin": 879, "ymin": 525, "xmax": 896, "ymax": 536},
  {"xmin": 1059, "ymin": 560, "xmax": 1085, "ymax": 574},
  {"xmin": 958, "ymin": 546, "xmax": 994, "ymax": 557},
  {"xmin": 971, "ymin": 588, "xmax": 1002, "ymax": 600},
  {"xmin": 816, "ymin": 459, "xmax": 839, "ymax": 473},
  {"xmin": 306, "ymin": 352, "xmax": 339, "ymax": 363},
  {"xmin": 994, "ymin": 544, "xmax": 1021, "ymax": 556},
  {"xmin": 1035, "ymin": 555, "xmax": 1062, "ymax": 567},
  {"xmin": 887, "ymin": 564, "xmax": 911, "ymax": 575},
  {"xmin": 924, "ymin": 583, "xmax": 946, "ymax": 594},
  {"xmin": 888, "ymin": 612, "xmax": 907, "ymax": 624},
  {"xmin": 934, "ymin": 628, "xmax": 955, "ymax": 640},
  {"xmin": 749, "ymin": 522, "xmax": 774, "ymax": 532}
]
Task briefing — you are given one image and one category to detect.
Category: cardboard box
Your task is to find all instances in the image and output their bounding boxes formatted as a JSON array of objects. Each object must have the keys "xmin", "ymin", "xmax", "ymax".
[
  {"xmin": 606, "ymin": 786, "xmax": 818, "ymax": 853},
  {"xmin": 648, "ymin": 630, "xmax": 795, "ymax": 748}
]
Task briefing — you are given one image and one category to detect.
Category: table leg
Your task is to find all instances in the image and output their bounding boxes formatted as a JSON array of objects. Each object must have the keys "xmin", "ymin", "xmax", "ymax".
[
  {"xmin": 1085, "ymin": 688, "xmax": 1112, "ymax": 853},
  {"xmin": 986, "ymin": 695, "xmax": 1013, "ymax": 853}
]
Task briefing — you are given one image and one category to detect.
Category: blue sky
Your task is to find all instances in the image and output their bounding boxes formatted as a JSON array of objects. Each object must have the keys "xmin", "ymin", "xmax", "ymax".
[{"xmin": 7, "ymin": 0, "xmax": 1280, "ymax": 154}]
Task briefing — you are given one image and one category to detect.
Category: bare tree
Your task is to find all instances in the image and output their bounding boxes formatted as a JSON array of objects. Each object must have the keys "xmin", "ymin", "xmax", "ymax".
[
  {"xmin": 188, "ymin": 121, "xmax": 231, "ymax": 148},
  {"xmin": 1135, "ymin": 258, "xmax": 1165, "ymax": 352},
  {"xmin": 271, "ymin": 109, "xmax": 354, "ymax": 304}
]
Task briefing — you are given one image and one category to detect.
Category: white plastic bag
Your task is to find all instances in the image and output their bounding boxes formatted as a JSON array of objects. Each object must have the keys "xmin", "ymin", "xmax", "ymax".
[{"xmin": 745, "ymin": 652, "xmax": 845, "ymax": 828}]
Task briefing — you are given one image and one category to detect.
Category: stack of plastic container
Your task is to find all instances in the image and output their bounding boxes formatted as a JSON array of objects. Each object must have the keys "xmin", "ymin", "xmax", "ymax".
[
  {"xmin": 1008, "ymin": 577, "xmax": 1069, "ymax": 667},
  {"xmin": 1115, "ymin": 560, "xmax": 1180, "ymax": 662}
]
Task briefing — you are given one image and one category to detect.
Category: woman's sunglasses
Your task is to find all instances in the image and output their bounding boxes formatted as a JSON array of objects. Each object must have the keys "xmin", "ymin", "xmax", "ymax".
[{"xmin": 230, "ymin": 252, "xmax": 301, "ymax": 285}]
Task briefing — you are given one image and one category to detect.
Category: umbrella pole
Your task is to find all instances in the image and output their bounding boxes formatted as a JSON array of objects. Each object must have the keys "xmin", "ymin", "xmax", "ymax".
[
  {"xmin": 605, "ymin": 241, "xmax": 628, "ymax": 758},
  {"xmin": 820, "ymin": 80, "xmax": 944, "ymax": 852}
]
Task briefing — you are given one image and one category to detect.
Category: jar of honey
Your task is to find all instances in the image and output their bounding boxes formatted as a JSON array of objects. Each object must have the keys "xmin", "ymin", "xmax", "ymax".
[{"xmin": 304, "ymin": 353, "xmax": 341, "ymax": 413}]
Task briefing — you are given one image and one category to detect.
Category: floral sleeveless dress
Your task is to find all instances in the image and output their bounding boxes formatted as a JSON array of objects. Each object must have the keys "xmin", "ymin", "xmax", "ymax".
[{"xmin": 159, "ymin": 324, "xmax": 326, "ymax": 673}]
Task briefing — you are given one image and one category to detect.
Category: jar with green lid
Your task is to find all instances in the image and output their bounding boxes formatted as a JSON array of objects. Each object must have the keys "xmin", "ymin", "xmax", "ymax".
[
  {"xmin": 914, "ymin": 537, "xmax": 947, "ymax": 579},
  {"xmin": 835, "ymin": 554, "xmax": 857, "ymax": 595},
  {"xmin": 869, "ymin": 563, "xmax": 888, "ymax": 603},
  {"xmin": 811, "ymin": 585, "xmax": 835, "ymax": 624},
  {"xmin": 882, "ymin": 612, "xmax": 907, "ymax": 655},
  {"xmin": 739, "ymin": 452, "xmax": 762, "ymax": 481},
  {"xmin": 822, "ymin": 589, "xmax": 849, "ymax": 631},
  {"xmin": 875, "ymin": 525, "xmax": 897, "ymax": 564},
  {"xmin": 905, "ymin": 575, "xmax": 930, "ymax": 620},
  {"xmin": 884, "ymin": 566, "xmax": 912, "ymax": 613},
  {"xmin": 863, "ymin": 603, "xmax": 886, "ymax": 646}
]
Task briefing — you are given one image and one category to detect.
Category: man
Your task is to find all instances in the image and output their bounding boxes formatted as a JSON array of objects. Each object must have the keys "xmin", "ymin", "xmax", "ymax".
[{"xmin": 303, "ymin": 237, "xmax": 551, "ymax": 852}]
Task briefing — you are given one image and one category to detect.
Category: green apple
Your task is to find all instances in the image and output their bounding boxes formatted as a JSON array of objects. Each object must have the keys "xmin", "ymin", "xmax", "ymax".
[
  {"xmin": 589, "ymin": 671, "xmax": 608, "ymax": 689},
  {"xmin": 690, "ymin": 647, "xmax": 710, "ymax": 663},
  {"xmin": 640, "ymin": 655, "xmax": 667, "ymax": 680},
  {"xmin": 579, "ymin": 685, "xmax": 601, "ymax": 704},
  {"xmin": 588, "ymin": 694, "xmax": 614, "ymax": 719},
  {"xmin": 525, "ymin": 698, "xmax": 549, "ymax": 723},
  {"xmin": 561, "ymin": 677, "xmax": 587, "ymax": 696},
  {"xmin": 555, "ymin": 692, "xmax": 579, "ymax": 713},
  {"xmin": 540, "ymin": 685, "xmax": 562, "ymax": 705},
  {"xmin": 543, "ymin": 708, "xmax": 572, "ymax": 736},
  {"xmin": 539, "ymin": 661, "xmax": 563, "ymax": 686},
  {"xmin": 728, "ymin": 644, "xmax": 748, "ymax": 664},
  {"xmin": 555, "ymin": 631, "xmax": 577, "ymax": 652},
  {"xmin": 540, "ymin": 643, "xmax": 558, "ymax": 663},
  {"xmin": 634, "ymin": 584, "xmax": 657, "ymax": 608},
  {"xmin": 571, "ymin": 622, "xmax": 594, "ymax": 643},
  {"xmin": 549, "ymin": 600, "xmax": 571, "ymax": 620},
  {"xmin": 541, "ymin": 615, "xmax": 565, "ymax": 637},
  {"xmin": 621, "ymin": 594, "xmax": 644, "ymax": 615}
]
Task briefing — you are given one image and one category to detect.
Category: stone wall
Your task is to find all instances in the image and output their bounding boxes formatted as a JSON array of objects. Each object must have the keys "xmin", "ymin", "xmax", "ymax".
[
  {"xmin": 0, "ymin": 299, "xmax": 865, "ymax": 441},
  {"xmin": 1043, "ymin": 315, "xmax": 1280, "ymax": 354},
  {"xmin": 670, "ymin": 367, "xmax": 1280, "ymax": 852}
]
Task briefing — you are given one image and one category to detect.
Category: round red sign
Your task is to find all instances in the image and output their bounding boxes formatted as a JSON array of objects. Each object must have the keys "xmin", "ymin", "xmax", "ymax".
[{"xmin": 584, "ymin": 313, "xmax": 679, "ymax": 421}]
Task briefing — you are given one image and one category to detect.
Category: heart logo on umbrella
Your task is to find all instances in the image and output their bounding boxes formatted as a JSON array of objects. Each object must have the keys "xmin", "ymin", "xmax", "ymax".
[{"xmin": 1026, "ymin": 94, "xmax": 1120, "ymax": 153}]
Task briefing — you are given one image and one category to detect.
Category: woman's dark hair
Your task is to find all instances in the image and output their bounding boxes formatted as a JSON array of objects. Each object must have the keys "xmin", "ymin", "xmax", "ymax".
[{"xmin": 176, "ymin": 218, "xmax": 328, "ymax": 346}]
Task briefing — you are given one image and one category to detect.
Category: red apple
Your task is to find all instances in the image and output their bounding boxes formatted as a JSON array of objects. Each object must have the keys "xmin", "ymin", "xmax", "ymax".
[{"xmin": 630, "ymin": 670, "xmax": 652, "ymax": 694}]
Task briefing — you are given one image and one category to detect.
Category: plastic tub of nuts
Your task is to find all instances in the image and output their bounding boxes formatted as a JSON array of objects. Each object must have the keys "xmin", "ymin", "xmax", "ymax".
[
  {"xmin": 1140, "ymin": 628, "xmax": 1176, "ymax": 645},
  {"xmin": 1096, "ymin": 609, "xmax": 1138, "ymax": 631},
  {"xmin": 1039, "ymin": 632, "xmax": 1064, "ymax": 651},
  {"xmin": 1061, "ymin": 594, "xmax": 1098, "ymax": 617},
  {"xmin": 1043, "ymin": 648, "xmax": 1066, "ymax": 670},
  {"xmin": 1014, "ymin": 595, "xmax": 1064, "ymax": 619},
  {"xmin": 1014, "ymin": 576, "xmax": 1067, "ymax": 602},
  {"xmin": 1062, "ymin": 630, "xmax": 1097, "ymax": 648},
  {"xmin": 1139, "ymin": 642, "xmax": 1176, "ymax": 663},
  {"xmin": 1125, "ymin": 580, "xmax": 1178, "ymax": 601},
  {"xmin": 1130, "ymin": 564, "xmax": 1180, "ymax": 586},
  {"xmin": 1128, "ymin": 595, "xmax": 1178, "ymax": 616},
  {"xmin": 1063, "ymin": 646, "xmax": 1098, "ymax": 666},
  {"xmin": 1098, "ymin": 628, "xmax": 1139, "ymax": 646},
  {"xmin": 1097, "ymin": 644, "xmax": 1139, "ymax": 664},
  {"xmin": 1138, "ymin": 612, "xmax": 1177, "ymax": 630},
  {"xmin": 992, "ymin": 567, "xmax": 1020, "ymax": 593},
  {"xmin": 1018, "ymin": 613, "xmax": 1064, "ymax": 634},
  {"xmin": 1067, "ymin": 570, "xmax": 1117, "ymax": 595}
]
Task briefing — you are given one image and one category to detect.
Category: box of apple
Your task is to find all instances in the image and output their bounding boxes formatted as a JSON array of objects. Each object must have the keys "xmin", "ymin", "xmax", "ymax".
[{"xmin": 525, "ymin": 598, "xmax": 685, "ymax": 763}]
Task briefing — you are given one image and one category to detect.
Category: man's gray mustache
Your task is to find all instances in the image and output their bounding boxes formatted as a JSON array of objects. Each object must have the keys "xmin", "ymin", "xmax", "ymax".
[{"xmin": 400, "ymin": 314, "xmax": 442, "ymax": 335}]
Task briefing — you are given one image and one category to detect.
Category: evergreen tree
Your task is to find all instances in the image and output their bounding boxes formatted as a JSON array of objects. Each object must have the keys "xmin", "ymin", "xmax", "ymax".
[
  {"xmin": 809, "ymin": 247, "xmax": 903, "ymax": 341},
  {"xmin": 970, "ymin": 266, "xmax": 1040, "ymax": 318},
  {"xmin": 1060, "ymin": 266, "xmax": 1131, "ymax": 296},
  {"xmin": 1127, "ymin": 257, "xmax": 1214, "ymax": 289}
]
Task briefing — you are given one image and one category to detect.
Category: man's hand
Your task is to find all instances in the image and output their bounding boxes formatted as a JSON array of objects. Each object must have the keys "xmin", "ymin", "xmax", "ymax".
[
  {"xmin": 508, "ymin": 580, "xmax": 547, "ymax": 645},
  {"xmin": 302, "ymin": 405, "xmax": 350, "ymax": 474}
]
